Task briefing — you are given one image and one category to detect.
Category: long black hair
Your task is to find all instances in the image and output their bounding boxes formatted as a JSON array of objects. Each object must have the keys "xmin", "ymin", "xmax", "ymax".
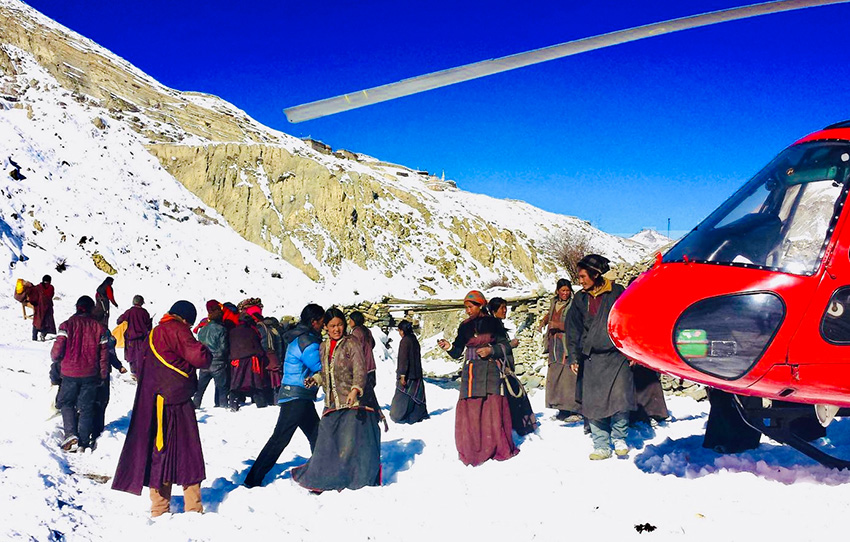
[
  {"xmin": 488, "ymin": 297, "xmax": 507, "ymax": 317},
  {"xmin": 323, "ymin": 307, "xmax": 347, "ymax": 330},
  {"xmin": 349, "ymin": 310, "xmax": 366, "ymax": 327},
  {"xmin": 300, "ymin": 303, "xmax": 325, "ymax": 327},
  {"xmin": 398, "ymin": 319, "xmax": 414, "ymax": 335}
]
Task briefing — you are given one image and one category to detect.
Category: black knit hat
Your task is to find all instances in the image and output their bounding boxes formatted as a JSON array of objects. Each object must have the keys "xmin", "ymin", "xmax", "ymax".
[
  {"xmin": 578, "ymin": 254, "xmax": 611, "ymax": 276},
  {"xmin": 168, "ymin": 300, "xmax": 197, "ymax": 325},
  {"xmin": 76, "ymin": 295, "xmax": 94, "ymax": 313}
]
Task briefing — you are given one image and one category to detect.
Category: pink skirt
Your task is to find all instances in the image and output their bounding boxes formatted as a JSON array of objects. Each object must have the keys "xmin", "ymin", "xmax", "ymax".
[{"xmin": 455, "ymin": 395, "xmax": 518, "ymax": 466}]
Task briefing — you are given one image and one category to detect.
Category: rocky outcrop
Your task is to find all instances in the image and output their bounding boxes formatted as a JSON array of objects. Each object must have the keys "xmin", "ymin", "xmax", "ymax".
[{"xmin": 146, "ymin": 142, "xmax": 560, "ymax": 287}]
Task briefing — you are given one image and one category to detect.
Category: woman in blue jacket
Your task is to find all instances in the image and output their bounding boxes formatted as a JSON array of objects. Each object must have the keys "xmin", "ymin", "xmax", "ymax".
[{"xmin": 243, "ymin": 303, "xmax": 324, "ymax": 488}]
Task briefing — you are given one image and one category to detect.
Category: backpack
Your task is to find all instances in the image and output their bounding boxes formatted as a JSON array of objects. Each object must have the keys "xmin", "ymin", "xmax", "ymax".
[{"xmin": 14, "ymin": 279, "xmax": 32, "ymax": 302}]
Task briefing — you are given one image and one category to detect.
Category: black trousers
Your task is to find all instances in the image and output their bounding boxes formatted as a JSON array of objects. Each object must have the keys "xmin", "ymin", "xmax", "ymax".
[
  {"xmin": 244, "ymin": 399, "xmax": 320, "ymax": 487},
  {"xmin": 57, "ymin": 376, "xmax": 99, "ymax": 447},
  {"xmin": 193, "ymin": 366, "xmax": 229, "ymax": 408},
  {"xmin": 92, "ymin": 378, "xmax": 111, "ymax": 441}
]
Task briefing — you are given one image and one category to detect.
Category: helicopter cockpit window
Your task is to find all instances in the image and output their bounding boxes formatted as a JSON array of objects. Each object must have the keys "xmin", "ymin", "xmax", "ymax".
[{"xmin": 664, "ymin": 141, "xmax": 850, "ymax": 276}]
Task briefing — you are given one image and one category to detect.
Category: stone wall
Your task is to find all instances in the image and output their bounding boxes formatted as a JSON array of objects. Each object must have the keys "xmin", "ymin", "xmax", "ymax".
[
  {"xmin": 343, "ymin": 294, "xmax": 706, "ymax": 400},
  {"xmin": 343, "ymin": 294, "xmax": 553, "ymax": 389}
]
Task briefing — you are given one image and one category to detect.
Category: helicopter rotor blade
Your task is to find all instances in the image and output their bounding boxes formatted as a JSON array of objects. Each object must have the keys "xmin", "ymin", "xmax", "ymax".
[{"xmin": 284, "ymin": 0, "xmax": 849, "ymax": 123}]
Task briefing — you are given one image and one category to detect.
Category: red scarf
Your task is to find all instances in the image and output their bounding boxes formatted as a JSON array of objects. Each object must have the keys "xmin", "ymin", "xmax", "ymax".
[{"xmin": 328, "ymin": 338, "xmax": 338, "ymax": 361}]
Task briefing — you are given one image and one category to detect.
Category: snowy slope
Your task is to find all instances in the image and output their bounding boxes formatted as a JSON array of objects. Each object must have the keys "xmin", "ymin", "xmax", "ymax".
[{"xmin": 6, "ymin": 317, "xmax": 850, "ymax": 541}]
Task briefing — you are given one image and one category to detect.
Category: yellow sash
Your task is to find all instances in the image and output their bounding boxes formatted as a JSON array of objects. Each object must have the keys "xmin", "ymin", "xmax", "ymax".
[
  {"xmin": 149, "ymin": 330, "xmax": 188, "ymax": 378},
  {"xmin": 155, "ymin": 394, "xmax": 164, "ymax": 451},
  {"xmin": 148, "ymin": 329, "xmax": 188, "ymax": 452}
]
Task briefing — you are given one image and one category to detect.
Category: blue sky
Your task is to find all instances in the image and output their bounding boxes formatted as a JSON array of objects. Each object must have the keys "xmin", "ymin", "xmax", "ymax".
[{"xmin": 26, "ymin": 0, "xmax": 850, "ymax": 237}]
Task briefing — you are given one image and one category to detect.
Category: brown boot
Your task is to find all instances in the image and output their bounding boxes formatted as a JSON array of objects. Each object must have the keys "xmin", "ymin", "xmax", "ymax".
[
  {"xmin": 150, "ymin": 482, "xmax": 172, "ymax": 518},
  {"xmin": 183, "ymin": 483, "xmax": 203, "ymax": 514}
]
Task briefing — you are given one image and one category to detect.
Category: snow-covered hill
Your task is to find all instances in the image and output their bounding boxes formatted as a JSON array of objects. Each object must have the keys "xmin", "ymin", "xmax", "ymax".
[{"xmin": 629, "ymin": 228, "xmax": 673, "ymax": 252}]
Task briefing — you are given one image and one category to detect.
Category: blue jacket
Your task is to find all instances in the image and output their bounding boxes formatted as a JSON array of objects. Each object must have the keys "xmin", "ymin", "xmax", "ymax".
[{"xmin": 278, "ymin": 322, "xmax": 322, "ymax": 404}]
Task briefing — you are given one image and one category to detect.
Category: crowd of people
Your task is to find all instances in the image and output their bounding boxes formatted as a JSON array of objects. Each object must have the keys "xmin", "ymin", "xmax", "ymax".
[{"xmin": 39, "ymin": 253, "xmax": 674, "ymax": 517}]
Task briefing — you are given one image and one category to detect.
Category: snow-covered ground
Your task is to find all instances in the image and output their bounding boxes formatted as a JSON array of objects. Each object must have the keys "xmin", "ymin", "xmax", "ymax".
[{"xmin": 6, "ymin": 308, "xmax": 850, "ymax": 541}]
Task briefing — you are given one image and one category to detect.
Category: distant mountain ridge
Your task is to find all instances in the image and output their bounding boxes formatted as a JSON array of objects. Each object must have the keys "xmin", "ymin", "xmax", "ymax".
[
  {"xmin": 0, "ymin": 0, "xmax": 652, "ymax": 301},
  {"xmin": 629, "ymin": 229, "xmax": 673, "ymax": 251}
]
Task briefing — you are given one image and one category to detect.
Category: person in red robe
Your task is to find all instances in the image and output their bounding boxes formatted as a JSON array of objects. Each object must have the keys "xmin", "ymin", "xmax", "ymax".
[
  {"xmin": 112, "ymin": 301, "xmax": 212, "ymax": 518},
  {"xmin": 28, "ymin": 275, "xmax": 55, "ymax": 341},
  {"xmin": 116, "ymin": 295, "xmax": 152, "ymax": 376}
]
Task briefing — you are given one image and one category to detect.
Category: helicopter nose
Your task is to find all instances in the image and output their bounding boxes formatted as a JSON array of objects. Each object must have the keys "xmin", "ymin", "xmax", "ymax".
[{"xmin": 609, "ymin": 271, "xmax": 677, "ymax": 370}]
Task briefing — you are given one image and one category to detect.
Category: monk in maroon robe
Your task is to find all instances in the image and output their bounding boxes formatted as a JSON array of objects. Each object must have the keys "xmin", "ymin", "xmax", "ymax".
[
  {"xmin": 112, "ymin": 301, "xmax": 211, "ymax": 517},
  {"xmin": 116, "ymin": 295, "xmax": 153, "ymax": 376},
  {"xmin": 28, "ymin": 275, "xmax": 55, "ymax": 341}
]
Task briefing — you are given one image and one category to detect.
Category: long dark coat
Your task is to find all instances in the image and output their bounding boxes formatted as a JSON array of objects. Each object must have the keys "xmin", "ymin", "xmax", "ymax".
[
  {"xmin": 390, "ymin": 333, "xmax": 428, "ymax": 424},
  {"xmin": 568, "ymin": 282, "xmax": 635, "ymax": 420},
  {"xmin": 28, "ymin": 282, "xmax": 56, "ymax": 334},
  {"xmin": 228, "ymin": 320, "xmax": 270, "ymax": 392},
  {"xmin": 112, "ymin": 317, "xmax": 211, "ymax": 495}
]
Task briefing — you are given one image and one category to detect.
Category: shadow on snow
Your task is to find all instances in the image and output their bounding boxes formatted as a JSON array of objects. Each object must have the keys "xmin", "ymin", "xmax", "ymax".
[
  {"xmin": 381, "ymin": 438, "xmax": 425, "ymax": 485},
  {"xmin": 633, "ymin": 418, "xmax": 850, "ymax": 485}
]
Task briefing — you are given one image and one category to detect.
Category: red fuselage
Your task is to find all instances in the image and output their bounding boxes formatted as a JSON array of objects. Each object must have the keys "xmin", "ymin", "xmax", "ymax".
[{"xmin": 609, "ymin": 125, "xmax": 850, "ymax": 407}]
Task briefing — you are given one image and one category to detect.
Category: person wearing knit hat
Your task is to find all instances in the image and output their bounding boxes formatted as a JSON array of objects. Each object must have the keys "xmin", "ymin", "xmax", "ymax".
[
  {"xmin": 168, "ymin": 300, "xmax": 197, "ymax": 326},
  {"xmin": 113, "ymin": 298, "xmax": 212, "ymax": 517},
  {"xmin": 437, "ymin": 289, "xmax": 518, "ymax": 466},
  {"xmin": 76, "ymin": 295, "xmax": 95, "ymax": 313},
  {"xmin": 116, "ymin": 295, "xmax": 153, "ymax": 376},
  {"xmin": 569, "ymin": 254, "xmax": 635, "ymax": 461},
  {"xmin": 577, "ymin": 254, "xmax": 611, "ymax": 280},
  {"xmin": 193, "ymin": 300, "xmax": 230, "ymax": 409},
  {"xmin": 463, "ymin": 290, "xmax": 487, "ymax": 308}
]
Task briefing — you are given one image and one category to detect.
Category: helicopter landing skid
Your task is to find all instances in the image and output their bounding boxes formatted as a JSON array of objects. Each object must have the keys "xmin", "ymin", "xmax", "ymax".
[{"xmin": 733, "ymin": 397, "xmax": 850, "ymax": 470}]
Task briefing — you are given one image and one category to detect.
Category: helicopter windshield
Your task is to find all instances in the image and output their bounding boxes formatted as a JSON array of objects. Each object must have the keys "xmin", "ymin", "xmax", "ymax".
[{"xmin": 664, "ymin": 141, "xmax": 850, "ymax": 275}]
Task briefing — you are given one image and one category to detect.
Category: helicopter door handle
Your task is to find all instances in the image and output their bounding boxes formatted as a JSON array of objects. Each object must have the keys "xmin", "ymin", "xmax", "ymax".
[{"xmin": 823, "ymin": 245, "xmax": 837, "ymax": 280}]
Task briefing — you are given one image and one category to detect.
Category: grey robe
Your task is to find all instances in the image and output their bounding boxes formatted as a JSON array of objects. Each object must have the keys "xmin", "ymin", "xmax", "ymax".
[{"xmin": 568, "ymin": 283, "xmax": 635, "ymax": 420}]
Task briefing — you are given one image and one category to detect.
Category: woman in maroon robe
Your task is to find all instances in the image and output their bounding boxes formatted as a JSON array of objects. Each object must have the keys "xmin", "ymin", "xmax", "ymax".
[
  {"xmin": 112, "ymin": 301, "xmax": 211, "ymax": 517},
  {"xmin": 437, "ymin": 290, "xmax": 518, "ymax": 466}
]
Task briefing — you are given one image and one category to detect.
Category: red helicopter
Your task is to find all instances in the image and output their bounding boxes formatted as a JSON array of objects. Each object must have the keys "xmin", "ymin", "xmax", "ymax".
[
  {"xmin": 609, "ymin": 122, "xmax": 850, "ymax": 468},
  {"xmin": 284, "ymin": 0, "xmax": 850, "ymax": 467}
]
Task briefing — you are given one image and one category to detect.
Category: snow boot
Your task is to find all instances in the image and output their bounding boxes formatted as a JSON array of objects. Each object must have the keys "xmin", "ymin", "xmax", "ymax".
[
  {"xmin": 614, "ymin": 439, "xmax": 629, "ymax": 456},
  {"xmin": 60, "ymin": 435, "xmax": 79, "ymax": 452},
  {"xmin": 589, "ymin": 448, "xmax": 612, "ymax": 460}
]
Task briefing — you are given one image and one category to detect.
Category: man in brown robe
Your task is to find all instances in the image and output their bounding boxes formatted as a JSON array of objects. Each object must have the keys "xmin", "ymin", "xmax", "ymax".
[{"xmin": 112, "ymin": 301, "xmax": 211, "ymax": 517}]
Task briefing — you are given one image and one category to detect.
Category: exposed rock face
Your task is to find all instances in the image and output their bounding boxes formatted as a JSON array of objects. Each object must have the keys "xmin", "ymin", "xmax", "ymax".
[
  {"xmin": 146, "ymin": 142, "xmax": 574, "ymax": 288},
  {"xmin": 0, "ymin": 1, "xmax": 277, "ymax": 146}
]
